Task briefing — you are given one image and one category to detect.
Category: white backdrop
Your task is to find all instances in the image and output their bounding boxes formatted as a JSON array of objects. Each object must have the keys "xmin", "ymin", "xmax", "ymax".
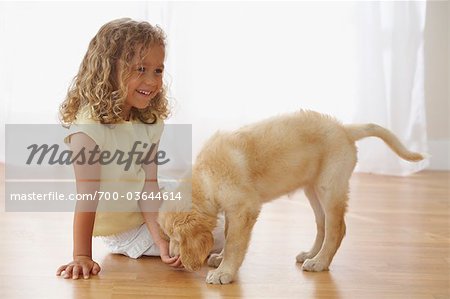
[{"xmin": 0, "ymin": 1, "xmax": 429, "ymax": 175}]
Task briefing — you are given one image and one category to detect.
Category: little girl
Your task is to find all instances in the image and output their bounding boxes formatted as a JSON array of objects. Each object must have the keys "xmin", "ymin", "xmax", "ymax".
[{"xmin": 56, "ymin": 18, "xmax": 223, "ymax": 280}]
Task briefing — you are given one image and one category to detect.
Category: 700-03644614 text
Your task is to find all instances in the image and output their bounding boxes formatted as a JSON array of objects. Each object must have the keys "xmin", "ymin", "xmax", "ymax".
[{"xmin": 9, "ymin": 191, "xmax": 182, "ymax": 201}]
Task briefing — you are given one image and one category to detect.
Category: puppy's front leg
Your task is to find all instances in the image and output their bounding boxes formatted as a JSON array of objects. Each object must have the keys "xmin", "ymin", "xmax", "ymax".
[
  {"xmin": 206, "ymin": 208, "xmax": 260, "ymax": 285},
  {"xmin": 207, "ymin": 249, "xmax": 223, "ymax": 268},
  {"xmin": 208, "ymin": 214, "xmax": 228, "ymax": 268}
]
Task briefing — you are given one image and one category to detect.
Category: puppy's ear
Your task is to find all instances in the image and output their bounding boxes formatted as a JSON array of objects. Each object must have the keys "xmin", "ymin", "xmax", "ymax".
[{"xmin": 179, "ymin": 225, "xmax": 214, "ymax": 272}]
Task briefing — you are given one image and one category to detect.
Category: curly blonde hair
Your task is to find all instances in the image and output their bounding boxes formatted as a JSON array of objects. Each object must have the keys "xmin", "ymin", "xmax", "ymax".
[{"xmin": 60, "ymin": 18, "xmax": 170, "ymax": 126}]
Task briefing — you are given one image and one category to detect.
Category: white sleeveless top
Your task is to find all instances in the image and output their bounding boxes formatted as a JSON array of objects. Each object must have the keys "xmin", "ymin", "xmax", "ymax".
[{"xmin": 64, "ymin": 106, "xmax": 164, "ymax": 236}]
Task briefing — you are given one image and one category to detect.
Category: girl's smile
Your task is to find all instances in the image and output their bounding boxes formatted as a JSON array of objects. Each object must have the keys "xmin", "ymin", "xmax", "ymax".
[
  {"xmin": 136, "ymin": 89, "xmax": 152, "ymax": 96},
  {"xmin": 134, "ymin": 89, "xmax": 155, "ymax": 103}
]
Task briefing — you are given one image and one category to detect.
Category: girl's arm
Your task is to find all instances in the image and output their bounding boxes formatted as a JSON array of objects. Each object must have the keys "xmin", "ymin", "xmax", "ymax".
[
  {"xmin": 139, "ymin": 142, "xmax": 182, "ymax": 267},
  {"xmin": 56, "ymin": 132, "xmax": 101, "ymax": 279}
]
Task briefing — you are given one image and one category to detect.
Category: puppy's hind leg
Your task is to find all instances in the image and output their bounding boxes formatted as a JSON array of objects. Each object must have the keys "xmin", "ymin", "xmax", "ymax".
[
  {"xmin": 206, "ymin": 206, "xmax": 261, "ymax": 284},
  {"xmin": 296, "ymin": 186, "xmax": 325, "ymax": 263},
  {"xmin": 302, "ymin": 184, "xmax": 348, "ymax": 272},
  {"xmin": 302, "ymin": 149, "xmax": 354, "ymax": 272}
]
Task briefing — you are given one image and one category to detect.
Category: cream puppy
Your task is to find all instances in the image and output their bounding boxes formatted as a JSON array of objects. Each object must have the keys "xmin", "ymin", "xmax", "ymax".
[{"xmin": 158, "ymin": 110, "xmax": 424, "ymax": 285}]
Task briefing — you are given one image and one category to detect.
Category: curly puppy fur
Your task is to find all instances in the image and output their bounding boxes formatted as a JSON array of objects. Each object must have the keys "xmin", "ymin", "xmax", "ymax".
[{"xmin": 159, "ymin": 110, "xmax": 424, "ymax": 284}]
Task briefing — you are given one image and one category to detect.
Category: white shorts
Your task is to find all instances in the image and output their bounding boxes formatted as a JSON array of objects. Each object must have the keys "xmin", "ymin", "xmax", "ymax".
[{"xmin": 99, "ymin": 214, "xmax": 225, "ymax": 259}]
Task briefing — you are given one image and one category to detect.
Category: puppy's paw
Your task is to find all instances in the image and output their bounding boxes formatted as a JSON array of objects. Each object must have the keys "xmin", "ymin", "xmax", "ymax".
[
  {"xmin": 301, "ymin": 258, "xmax": 329, "ymax": 272},
  {"xmin": 296, "ymin": 251, "xmax": 315, "ymax": 263},
  {"xmin": 206, "ymin": 269, "xmax": 234, "ymax": 285},
  {"xmin": 207, "ymin": 253, "xmax": 223, "ymax": 268}
]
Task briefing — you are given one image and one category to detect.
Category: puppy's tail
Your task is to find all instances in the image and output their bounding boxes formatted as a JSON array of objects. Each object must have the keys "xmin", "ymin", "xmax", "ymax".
[{"xmin": 345, "ymin": 124, "xmax": 424, "ymax": 162}]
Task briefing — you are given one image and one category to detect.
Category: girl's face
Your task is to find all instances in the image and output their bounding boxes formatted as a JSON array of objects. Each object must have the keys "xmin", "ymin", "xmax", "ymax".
[{"xmin": 122, "ymin": 44, "xmax": 165, "ymax": 120}]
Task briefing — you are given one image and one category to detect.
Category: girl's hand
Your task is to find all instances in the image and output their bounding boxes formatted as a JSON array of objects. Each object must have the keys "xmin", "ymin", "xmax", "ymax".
[
  {"xmin": 157, "ymin": 239, "xmax": 183, "ymax": 268},
  {"xmin": 56, "ymin": 256, "xmax": 101, "ymax": 279}
]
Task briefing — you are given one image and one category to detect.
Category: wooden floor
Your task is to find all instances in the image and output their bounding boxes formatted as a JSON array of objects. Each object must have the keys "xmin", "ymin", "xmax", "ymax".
[{"xmin": 0, "ymin": 164, "xmax": 449, "ymax": 299}]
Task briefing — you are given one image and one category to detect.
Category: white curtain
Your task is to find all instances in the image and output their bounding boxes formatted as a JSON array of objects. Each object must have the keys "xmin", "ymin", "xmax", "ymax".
[
  {"xmin": 0, "ymin": 1, "xmax": 429, "ymax": 175},
  {"xmin": 352, "ymin": 1, "xmax": 429, "ymax": 175}
]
